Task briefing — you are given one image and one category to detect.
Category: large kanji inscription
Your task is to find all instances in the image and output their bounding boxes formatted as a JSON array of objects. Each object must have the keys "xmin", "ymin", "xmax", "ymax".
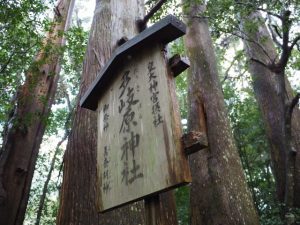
[
  {"xmin": 80, "ymin": 15, "xmax": 192, "ymax": 212},
  {"xmin": 97, "ymin": 44, "xmax": 190, "ymax": 211}
]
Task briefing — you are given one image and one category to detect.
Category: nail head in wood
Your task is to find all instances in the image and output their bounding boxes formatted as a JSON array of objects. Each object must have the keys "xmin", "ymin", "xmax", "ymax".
[
  {"xmin": 168, "ymin": 54, "xmax": 190, "ymax": 77},
  {"xmin": 182, "ymin": 131, "xmax": 208, "ymax": 155}
]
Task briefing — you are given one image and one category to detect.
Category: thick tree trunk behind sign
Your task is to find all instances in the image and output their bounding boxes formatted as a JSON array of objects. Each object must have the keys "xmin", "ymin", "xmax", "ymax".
[
  {"xmin": 0, "ymin": 1, "xmax": 74, "ymax": 224},
  {"xmin": 183, "ymin": 2, "xmax": 260, "ymax": 225},
  {"xmin": 57, "ymin": 1, "xmax": 178, "ymax": 224},
  {"xmin": 241, "ymin": 11, "xmax": 300, "ymax": 208}
]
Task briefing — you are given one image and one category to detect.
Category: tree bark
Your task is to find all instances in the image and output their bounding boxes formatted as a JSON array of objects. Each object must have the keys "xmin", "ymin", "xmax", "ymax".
[
  {"xmin": 0, "ymin": 0, "xmax": 75, "ymax": 224},
  {"xmin": 183, "ymin": 2, "xmax": 260, "ymax": 224},
  {"xmin": 56, "ymin": 1, "xmax": 178, "ymax": 224},
  {"xmin": 241, "ymin": 11, "xmax": 300, "ymax": 208}
]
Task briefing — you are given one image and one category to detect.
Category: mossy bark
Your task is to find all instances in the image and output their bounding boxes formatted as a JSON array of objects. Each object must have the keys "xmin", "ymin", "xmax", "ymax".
[{"xmin": 183, "ymin": 2, "xmax": 260, "ymax": 224}]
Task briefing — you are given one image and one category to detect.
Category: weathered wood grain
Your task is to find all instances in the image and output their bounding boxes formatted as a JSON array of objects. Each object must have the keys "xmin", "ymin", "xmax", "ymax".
[{"xmin": 96, "ymin": 43, "xmax": 191, "ymax": 212}]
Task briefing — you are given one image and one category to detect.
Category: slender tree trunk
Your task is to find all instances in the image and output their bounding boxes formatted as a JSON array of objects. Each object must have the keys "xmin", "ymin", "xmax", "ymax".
[
  {"xmin": 35, "ymin": 133, "xmax": 68, "ymax": 225},
  {"xmin": 183, "ymin": 1, "xmax": 260, "ymax": 224},
  {"xmin": 35, "ymin": 87, "xmax": 73, "ymax": 225},
  {"xmin": 241, "ymin": 11, "xmax": 300, "ymax": 208},
  {"xmin": 0, "ymin": 1, "xmax": 75, "ymax": 224},
  {"xmin": 57, "ymin": 1, "xmax": 178, "ymax": 224}
]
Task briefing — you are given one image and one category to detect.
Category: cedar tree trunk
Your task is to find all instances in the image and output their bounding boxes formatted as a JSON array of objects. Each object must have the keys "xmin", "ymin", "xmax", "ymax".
[
  {"xmin": 56, "ymin": 1, "xmax": 178, "ymax": 224},
  {"xmin": 0, "ymin": 0, "xmax": 75, "ymax": 224},
  {"xmin": 241, "ymin": 11, "xmax": 300, "ymax": 208},
  {"xmin": 183, "ymin": 2, "xmax": 260, "ymax": 224}
]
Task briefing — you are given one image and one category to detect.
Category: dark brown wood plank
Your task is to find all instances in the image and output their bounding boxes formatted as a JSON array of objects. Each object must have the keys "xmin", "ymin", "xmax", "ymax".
[
  {"xmin": 182, "ymin": 131, "xmax": 208, "ymax": 155},
  {"xmin": 168, "ymin": 54, "xmax": 190, "ymax": 77}
]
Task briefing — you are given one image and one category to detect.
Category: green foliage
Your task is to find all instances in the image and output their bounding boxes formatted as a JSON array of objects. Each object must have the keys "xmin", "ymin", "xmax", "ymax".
[
  {"xmin": 176, "ymin": 71, "xmax": 188, "ymax": 124},
  {"xmin": 62, "ymin": 26, "xmax": 88, "ymax": 95},
  {"xmin": 45, "ymin": 25, "xmax": 88, "ymax": 136},
  {"xmin": 170, "ymin": 37, "xmax": 186, "ymax": 55},
  {"xmin": 175, "ymin": 186, "xmax": 190, "ymax": 225},
  {"xmin": 145, "ymin": 0, "xmax": 182, "ymax": 22},
  {"xmin": 46, "ymin": 108, "xmax": 69, "ymax": 135},
  {"xmin": 25, "ymin": 146, "xmax": 64, "ymax": 225},
  {"xmin": 64, "ymin": 27, "xmax": 88, "ymax": 72}
]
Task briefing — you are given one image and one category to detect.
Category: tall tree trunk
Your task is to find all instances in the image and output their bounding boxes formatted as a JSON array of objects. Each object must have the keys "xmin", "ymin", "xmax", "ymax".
[
  {"xmin": 0, "ymin": 0, "xmax": 75, "ymax": 224},
  {"xmin": 56, "ymin": 1, "xmax": 178, "ymax": 224},
  {"xmin": 241, "ymin": 11, "xmax": 300, "ymax": 208},
  {"xmin": 183, "ymin": 2, "xmax": 260, "ymax": 224}
]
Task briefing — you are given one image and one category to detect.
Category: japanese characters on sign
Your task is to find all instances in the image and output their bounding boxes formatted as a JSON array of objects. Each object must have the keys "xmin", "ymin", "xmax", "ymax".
[
  {"xmin": 102, "ymin": 104, "xmax": 111, "ymax": 194},
  {"xmin": 97, "ymin": 44, "xmax": 191, "ymax": 212},
  {"xmin": 118, "ymin": 70, "xmax": 143, "ymax": 185},
  {"xmin": 147, "ymin": 61, "xmax": 163, "ymax": 127}
]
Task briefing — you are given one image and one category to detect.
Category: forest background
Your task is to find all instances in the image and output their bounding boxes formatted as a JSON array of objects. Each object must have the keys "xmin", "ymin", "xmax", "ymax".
[{"xmin": 0, "ymin": 0, "xmax": 299, "ymax": 224}]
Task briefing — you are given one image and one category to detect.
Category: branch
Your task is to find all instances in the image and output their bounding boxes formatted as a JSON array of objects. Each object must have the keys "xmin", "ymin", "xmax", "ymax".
[
  {"xmin": 54, "ymin": 4, "xmax": 62, "ymax": 17},
  {"xmin": 290, "ymin": 35, "xmax": 300, "ymax": 51},
  {"xmin": 222, "ymin": 60, "xmax": 236, "ymax": 83},
  {"xmin": 256, "ymin": 7, "xmax": 282, "ymax": 20},
  {"xmin": 272, "ymin": 24, "xmax": 283, "ymax": 39},
  {"xmin": 297, "ymin": 43, "xmax": 300, "ymax": 51},
  {"xmin": 281, "ymin": 10, "xmax": 291, "ymax": 48},
  {"xmin": 222, "ymin": 51, "xmax": 242, "ymax": 83},
  {"xmin": 144, "ymin": 0, "xmax": 167, "ymax": 23},
  {"xmin": 137, "ymin": 0, "xmax": 167, "ymax": 31},
  {"xmin": 268, "ymin": 23, "xmax": 282, "ymax": 48},
  {"xmin": 278, "ymin": 10, "xmax": 292, "ymax": 69},
  {"xmin": 222, "ymin": 69, "xmax": 247, "ymax": 83},
  {"xmin": 250, "ymin": 57, "xmax": 271, "ymax": 70},
  {"xmin": 231, "ymin": 29, "xmax": 273, "ymax": 62},
  {"xmin": 35, "ymin": 132, "xmax": 68, "ymax": 225},
  {"xmin": 289, "ymin": 93, "xmax": 300, "ymax": 115},
  {"xmin": 235, "ymin": 2, "xmax": 282, "ymax": 19},
  {"xmin": 0, "ymin": 53, "xmax": 14, "ymax": 74},
  {"xmin": 0, "ymin": 41, "xmax": 38, "ymax": 74},
  {"xmin": 183, "ymin": 15, "xmax": 210, "ymax": 19},
  {"xmin": 285, "ymin": 93, "xmax": 300, "ymax": 155}
]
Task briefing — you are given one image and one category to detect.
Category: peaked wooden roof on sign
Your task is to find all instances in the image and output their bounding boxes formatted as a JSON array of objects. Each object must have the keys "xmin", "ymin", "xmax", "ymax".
[{"xmin": 80, "ymin": 15, "xmax": 186, "ymax": 111}]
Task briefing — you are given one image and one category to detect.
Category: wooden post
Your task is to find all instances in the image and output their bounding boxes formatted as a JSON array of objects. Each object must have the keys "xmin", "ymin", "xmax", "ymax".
[{"xmin": 145, "ymin": 195, "xmax": 161, "ymax": 225}]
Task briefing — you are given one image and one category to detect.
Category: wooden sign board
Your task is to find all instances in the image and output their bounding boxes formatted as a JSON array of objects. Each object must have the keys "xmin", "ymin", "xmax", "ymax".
[{"xmin": 80, "ymin": 15, "xmax": 192, "ymax": 212}]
